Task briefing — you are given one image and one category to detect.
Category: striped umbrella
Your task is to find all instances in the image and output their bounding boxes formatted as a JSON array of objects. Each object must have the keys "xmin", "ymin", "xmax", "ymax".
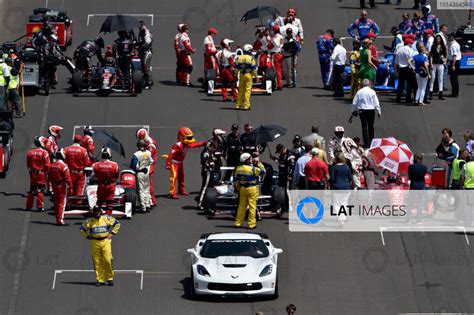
[{"xmin": 368, "ymin": 137, "xmax": 413, "ymax": 174}]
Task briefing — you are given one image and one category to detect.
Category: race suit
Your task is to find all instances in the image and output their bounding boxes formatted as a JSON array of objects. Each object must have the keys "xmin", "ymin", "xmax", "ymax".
[
  {"xmin": 166, "ymin": 140, "xmax": 206, "ymax": 197},
  {"xmin": 80, "ymin": 214, "xmax": 120, "ymax": 283},
  {"xmin": 145, "ymin": 137, "xmax": 158, "ymax": 206},
  {"xmin": 80, "ymin": 135, "xmax": 95, "ymax": 161},
  {"xmin": 26, "ymin": 148, "xmax": 51, "ymax": 210},
  {"xmin": 234, "ymin": 162, "xmax": 266, "ymax": 229},
  {"xmin": 316, "ymin": 34, "xmax": 335, "ymax": 88},
  {"xmin": 174, "ymin": 31, "xmax": 182, "ymax": 82},
  {"xmin": 399, "ymin": 20, "xmax": 413, "ymax": 35},
  {"xmin": 177, "ymin": 32, "xmax": 194, "ymax": 85},
  {"xmin": 203, "ymin": 35, "xmax": 218, "ymax": 73},
  {"xmin": 130, "ymin": 149, "xmax": 154, "ymax": 209},
  {"xmin": 422, "ymin": 13, "xmax": 440, "ymax": 33},
  {"xmin": 73, "ymin": 40, "xmax": 104, "ymax": 71},
  {"xmin": 235, "ymin": 54, "xmax": 257, "ymax": 110},
  {"xmin": 347, "ymin": 18, "xmax": 380, "ymax": 39},
  {"xmin": 113, "ymin": 36, "xmax": 134, "ymax": 76},
  {"xmin": 49, "ymin": 159, "xmax": 72, "ymax": 224},
  {"xmin": 197, "ymin": 146, "xmax": 222, "ymax": 209},
  {"xmin": 276, "ymin": 151, "xmax": 296, "ymax": 189},
  {"xmin": 93, "ymin": 160, "xmax": 119, "ymax": 215},
  {"xmin": 64, "ymin": 143, "xmax": 91, "ymax": 198},
  {"xmin": 328, "ymin": 136, "xmax": 358, "ymax": 164},
  {"xmin": 253, "ymin": 33, "xmax": 270, "ymax": 74},
  {"xmin": 268, "ymin": 33, "xmax": 284, "ymax": 89},
  {"xmin": 216, "ymin": 48, "xmax": 237, "ymax": 101},
  {"xmin": 138, "ymin": 27, "xmax": 153, "ymax": 86}
]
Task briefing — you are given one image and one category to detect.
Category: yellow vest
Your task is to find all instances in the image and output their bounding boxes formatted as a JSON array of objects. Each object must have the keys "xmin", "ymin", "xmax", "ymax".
[
  {"xmin": 0, "ymin": 63, "xmax": 6, "ymax": 86},
  {"xmin": 7, "ymin": 66, "xmax": 18, "ymax": 90},
  {"xmin": 463, "ymin": 162, "xmax": 474, "ymax": 189}
]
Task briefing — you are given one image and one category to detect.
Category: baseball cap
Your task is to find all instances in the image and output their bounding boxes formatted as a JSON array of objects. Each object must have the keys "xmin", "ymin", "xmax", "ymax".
[
  {"xmin": 367, "ymin": 32, "xmax": 376, "ymax": 38},
  {"xmin": 311, "ymin": 148, "xmax": 319, "ymax": 155},
  {"xmin": 275, "ymin": 143, "xmax": 285, "ymax": 154},
  {"xmin": 334, "ymin": 126, "xmax": 345, "ymax": 132},
  {"xmin": 424, "ymin": 29, "xmax": 433, "ymax": 35},
  {"xmin": 231, "ymin": 124, "xmax": 239, "ymax": 130},
  {"xmin": 293, "ymin": 135, "xmax": 302, "ymax": 141}
]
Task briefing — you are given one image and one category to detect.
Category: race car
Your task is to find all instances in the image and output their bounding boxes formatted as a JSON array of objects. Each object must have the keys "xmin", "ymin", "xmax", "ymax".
[
  {"xmin": 64, "ymin": 168, "xmax": 138, "ymax": 218},
  {"xmin": 202, "ymin": 166, "xmax": 286, "ymax": 219},
  {"xmin": 0, "ymin": 110, "xmax": 14, "ymax": 178},
  {"xmin": 187, "ymin": 232, "xmax": 283, "ymax": 298},
  {"xmin": 26, "ymin": 8, "xmax": 73, "ymax": 50},
  {"xmin": 71, "ymin": 54, "xmax": 143, "ymax": 96},
  {"xmin": 455, "ymin": 24, "xmax": 474, "ymax": 70},
  {"xmin": 206, "ymin": 49, "xmax": 275, "ymax": 96}
]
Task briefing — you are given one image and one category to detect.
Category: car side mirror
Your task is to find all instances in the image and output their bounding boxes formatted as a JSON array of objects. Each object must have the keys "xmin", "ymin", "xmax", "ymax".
[
  {"xmin": 273, "ymin": 248, "xmax": 283, "ymax": 255},
  {"xmin": 187, "ymin": 248, "xmax": 196, "ymax": 255}
]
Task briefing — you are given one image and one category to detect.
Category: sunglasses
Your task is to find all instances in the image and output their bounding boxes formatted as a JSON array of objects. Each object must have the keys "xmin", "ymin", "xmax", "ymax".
[{"xmin": 186, "ymin": 136, "xmax": 193, "ymax": 140}]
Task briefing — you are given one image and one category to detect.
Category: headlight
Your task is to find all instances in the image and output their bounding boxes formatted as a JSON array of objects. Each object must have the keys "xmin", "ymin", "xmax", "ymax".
[
  {"xmin": 197, "ymin": 265, "xmax": 211, "ymax": 277},
  {"xmin": 259, "ymin": 264, "xmax": 273, "ymax": 277}
]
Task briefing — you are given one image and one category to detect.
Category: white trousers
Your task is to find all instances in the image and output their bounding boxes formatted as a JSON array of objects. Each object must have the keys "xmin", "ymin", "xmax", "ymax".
[
  {"xmin": 415, "ymin": 74, "xmax": 428, "ymax": 103},
  {"xmin": 429, "ymin": 64, "xmax": 444, "ymax": 92}
]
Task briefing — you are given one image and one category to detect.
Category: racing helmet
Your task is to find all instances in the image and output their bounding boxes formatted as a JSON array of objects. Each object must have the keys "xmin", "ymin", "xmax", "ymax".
[
  {"xmin": 177, "ymin": 127, "xmax": 196, "ymax": 145},
  {"xmin": 212, "ymin": 128, "xmax": 226, "ymax": 137},
  {"xmin": 84, "ymin": 125, "xmax": 95, "ymax": 136},
  {"xmin": 101, "ymin": 147, "xmax": 112, "ymax": 159},
  {"xmin": 220, "ymin": 38, "xmax": 234, "ymax": 49},
  {"xmin": 422, "ymin": 4, "xmax": 431, "ymax": 13},
  {"xmin": 95, "ymin": 37, "xmax": 105, "ymax": 49},
  {"xmin": 34, "ymin": 136, "xmax": 46, "ymax": 149},
  {"xmin": 50, "ymin": 34, "xmax": 59, "ymax": 43},
  {"xmin": 92, "ymin": 205, "xmax": 104, "ymax": 214},
  {"xmin": 242, "ymin": 44, "xmax": 253, "ymax": 54},
  {"xmin": 48, "ymin": 125, "xmax": 63, "ymax": 138},
  {"xmin": 208, "ymin": 28, "xmax": 218, "ymax": 35},
  {"xmin": 55, "ymin": 148, "xmax": 66, "ymax": 160},
  {"xmin": 240, "ymin": 152, "xmax": 251, "ymax": 163},
  {"xmin": 136, "ymin": 128, "xmax": 149, "ymax": 140},
  {"xmin": 180, "ymin": 24, "xmax": 190, "ymax": 32},
  {"xmin": 177, "ymin": 23, "xmax": 185, "ymax": 32},
  {"xmin": 334, "ymin": 126, "xmax": 345, "ymax": 133}
]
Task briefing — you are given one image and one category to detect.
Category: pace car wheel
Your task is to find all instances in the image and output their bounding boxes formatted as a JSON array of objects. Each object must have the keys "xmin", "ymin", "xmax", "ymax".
[
  {"xmin": 272, "ymin": 276, "xmax": 279, "ymax": 300},
  {"xmin": 272, "ymin": 187, "xmax": 286, "ymax": 216},
  {"xmin": 132, "ymin": 70, "xmax": 143, "ymax": 95},
  {"xmin": 123, "ymin": 188, "xmax": 137, "ymax": 215},
  {"xmin": 72, "ymin": 71, "xmax": 83, "ymax": 96},
  {"xmin": 204, "ymin": 188, "xmax": 217, "ymax": 217},
  {"xmin": 265, "ymin": 68, "xmax": 276, "ymax": 91}
]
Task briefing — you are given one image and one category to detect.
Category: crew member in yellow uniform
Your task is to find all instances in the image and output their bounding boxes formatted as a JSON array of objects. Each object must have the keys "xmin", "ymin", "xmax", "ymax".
[
  {"xmin": 80, "ymin": 206, "xmax": 121, "ymax": 286},
  {"xmin": 234, "ymin": 152, "xmax": 265, "ymax": 229},
  {"xmin": 461, "ymin": 159, "xmax": 474, "ymax": 190},
  {"xmin": 235, "ymin": 44, "xmax": 257, "ymax": 110},
  {"xmin": 5, "ymin": 57, "xmax": 24, "ymax": 118}
]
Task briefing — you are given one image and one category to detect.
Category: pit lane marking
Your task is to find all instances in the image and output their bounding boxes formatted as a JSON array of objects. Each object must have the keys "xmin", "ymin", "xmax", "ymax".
[
  {"xmin": 380, "ymin": 226, "xmax": 470, "ymax": 246},
  {"xmin": 52, "ymin": 270, "xmax": 144, "ymax": 290}
]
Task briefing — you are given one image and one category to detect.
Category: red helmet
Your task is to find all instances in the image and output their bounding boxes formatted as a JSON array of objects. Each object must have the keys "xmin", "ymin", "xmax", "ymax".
[
  {"xmin": 48, "ymin": 125, "xmax": 63, "ymax": 138},
  {"xmin": 208, "ymin": 28, "xmax": 218, "ymax": 35},
  {"xmin": 272, "ymin": 24, "xmax": 280, "ymax": 34},
  {"xmin": 73, "ymin": 134, "xmax": 82, "ymax": 143},
  {"xmin": 136, "ymin": 128, "xmax": 149, "ymax": 140}
]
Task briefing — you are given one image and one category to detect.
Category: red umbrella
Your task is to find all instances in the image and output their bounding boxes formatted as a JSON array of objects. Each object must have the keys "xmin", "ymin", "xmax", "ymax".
[{"xmin": 368, "ymin": 137, "xmax": 413, "ymax": 174}]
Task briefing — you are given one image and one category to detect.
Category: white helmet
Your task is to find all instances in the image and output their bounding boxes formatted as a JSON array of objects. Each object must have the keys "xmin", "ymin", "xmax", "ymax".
[
  {"xmin": 240, "ymin": 152, "xmax": 252, "ymax": 163},
  {"xmin": 136, "ymin": 128, "xmax": 149, "ymax": 140},
  {"xmin": 243, "ymin": 44, "xmax": 253, "ymax": 53}
]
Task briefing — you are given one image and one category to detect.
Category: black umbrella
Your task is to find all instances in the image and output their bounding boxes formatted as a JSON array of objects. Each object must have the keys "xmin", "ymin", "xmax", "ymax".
[
  {"xmin": 99, "ymin": 14, "xmax": 140, "ymax": 33},
  {"xmin": 93, "ymin": 128, "xmax": 126, "ymax": 157},
  {"xmin": 240, "ymin": 6, "xmax": 280, "ymax": 25},
  {"xmin": 250, "ymin": 125, "xmax": 287, "ymax": 145}
]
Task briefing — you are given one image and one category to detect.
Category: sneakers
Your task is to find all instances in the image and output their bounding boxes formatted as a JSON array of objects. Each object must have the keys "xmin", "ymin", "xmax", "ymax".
[
  {"xmin": 95, "ymin": 282, "xmax": 104, "ymax": 287},
  {"xmin": 57, "ymin": 222, "xmax": 69, "ymax": 226}
]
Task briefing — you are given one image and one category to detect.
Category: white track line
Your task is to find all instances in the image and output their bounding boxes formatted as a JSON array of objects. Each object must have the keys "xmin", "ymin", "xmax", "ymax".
[
  {"xmin": 380, "ymin": 226, "xmax": 470, "ymax": 246},
  {"xmin": 52, "ymin": 270, "xmax": 144, "ymax": 290}
]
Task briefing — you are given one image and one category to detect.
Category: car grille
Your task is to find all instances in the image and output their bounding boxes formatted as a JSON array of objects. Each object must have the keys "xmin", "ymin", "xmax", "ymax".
[
  {"xmin": 222, "ymin": 264, "xmax": 247, "ymax": 268},
  {"xmin": 207, "ymin": 282, "xmax": 263, "ymax": 291}
]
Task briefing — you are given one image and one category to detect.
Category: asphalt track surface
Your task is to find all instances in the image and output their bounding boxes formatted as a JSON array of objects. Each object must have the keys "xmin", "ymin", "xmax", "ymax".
[{"xmin": 1, "ymin": 1, "xmax": 474, "ymax": 314}]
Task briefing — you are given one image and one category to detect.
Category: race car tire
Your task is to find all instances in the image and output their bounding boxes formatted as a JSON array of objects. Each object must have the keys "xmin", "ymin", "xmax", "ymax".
[
  {"xmin": 190, "ymin": 269, "xmax": 199, "ymax": 300},
  {"xmin": 123, "ymin": 188, "xmax": 138, "ymax": 215},
  {"xmin": 204, "ymin": 188, "xmax": 218, "ymax": 216},
  {"xmin": 265, "ymin": 68, "xmax": 276, "ymax": 91},
  {"xmin": 204, "ymin": 69, "xmax": 217, "ymax": 90},
  {"xmin": 132, "ymin": 70, "xmax": 143, "ymax": 94},
  {"xmin": 271, "ymin": 187, "xmax": 286, "ymax": 214},
  {"xmin": 71, "ymin": 71, "xmax": 83, "ymax": 96}
]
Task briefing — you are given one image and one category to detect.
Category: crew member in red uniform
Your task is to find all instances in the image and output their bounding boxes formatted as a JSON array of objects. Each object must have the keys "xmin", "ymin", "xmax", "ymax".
[
  {"xmin": 49, "ymin": 149, "xmax": 73, "ymax": 225},
  {"xmin": 216, "ymin": 39, "xmax": 238, "ymax": 102},
  {"xmin": 177, "ymin": 24, "xmax": 196, "ymax": 86},
  {"xmin": 45, "ymin": 125, "xmax": 63, "ymax": 194},
  {"xmin": 268, "ymin": 25, "xmax": 284, "ymax": 90},
  {"xmin": 26, "ymin": 136, "xmax": 51, "ymax": 211},
  {"xmin": 80, "ymin": 125, "xmax": 95, "ymax": 161},
  {"xmin": 93, "ymin": 147, "xmax": 119, "ymax": 215},
  {"xmin": 136, "ymin": 128, "xmax": 158, "ymax": 207},
  {"xmin": 64, "ymin": 135, "xmax": 91, "ymax": 199},
  {"xmin": 203, "ymin": 28, "xmax": 218, "ymax": 74},
  {"xmin": 165, "ymin": 127, "xmax": 206, "ymax": 199},
  {"xmin": 253, "ymin": 27, "xmax": 271, "ymax": 74},
  {"xmin": 174, "ymin": 23, "xmax": 184, "ymax": 83}
]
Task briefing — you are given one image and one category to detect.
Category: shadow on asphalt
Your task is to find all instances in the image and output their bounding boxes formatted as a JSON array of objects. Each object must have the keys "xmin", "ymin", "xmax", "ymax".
[
  {"xmin": 60, "ymin": 281, "xmax": 97, "ymax": 286},
  {"xmin": 1, "ymin": 192, "xmax": 26, "ymax": 197},
  {"xmin": 8, "ymin": 208, "xmax": 29, "ymax": 212},
  {"xmin": 30, "ymin": 220, "xmax": 58, "ymax": 226},
  {"xmin": 182, "ymin": 205, "xmax": 198, "ymax": 211},
  {"xmin": 159, "ymin": 80, "xmax": 180, "ymax": 86}
]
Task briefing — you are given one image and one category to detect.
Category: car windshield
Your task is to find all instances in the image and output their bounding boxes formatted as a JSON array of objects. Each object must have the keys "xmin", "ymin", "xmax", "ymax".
[{"xmin": 200, "ymin": 239, "xmax": 269, "ymax": 259}]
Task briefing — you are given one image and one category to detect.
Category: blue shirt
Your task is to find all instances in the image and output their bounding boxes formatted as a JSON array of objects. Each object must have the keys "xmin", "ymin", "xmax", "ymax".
[
  {"xmin": 413, "ymin": 53, "xmax": 428, "ymax": 73},
  {"xmin": 347, "ymin": 18, "xmax": 380, "ymax": 39},
  {"xmin": 330, "ymin": 164, "xmax": 352, "ymax": 190},
  {"xmin": 408, "ymin": 163, "xmax": 427, "ymax": 190},
  {"xmin": 293, "ymin": 154, "xmax": 311, "ymax": 183}
]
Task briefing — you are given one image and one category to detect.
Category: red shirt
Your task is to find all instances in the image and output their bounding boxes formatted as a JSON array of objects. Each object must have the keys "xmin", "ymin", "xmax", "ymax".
[
  {"xmin": 93, "ymin": 160, "xmax": 119, "ymax": 184},
  {"xmin": 80, "ymin": 135, "xmax": 95, "ymax": 158},
  {"xmin": 64, "ymin": 144, "xmax": 91, "ymax": 171},
  {"xmin": 49, "ymin": 160, "xmax": 72, "ymax": 187},
  {"xmin": 27, "ymin": 148, "xmax": 51, "ymax": 172},
  {"xmin": 304, "ymin": 158, "xmax": 328, "ymax": 182}
]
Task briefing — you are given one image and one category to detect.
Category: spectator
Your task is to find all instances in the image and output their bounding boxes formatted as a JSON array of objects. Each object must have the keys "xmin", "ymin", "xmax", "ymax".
[
  {"xmin": 351, "ymin": 79, "xmax": 381, "ymax": 148},
  {"xmin": 461, "ymin": 152, "xmax": 474, "ymax": 189},
  {"xmin": 302, "ymin": 125, "xmax": 326, "ymax": 150},
  {"xmin": 410, "ymin": 42, "xmax": 430, "ymax": 106},
  {"xmin": 429, "ymin": 34, "xmax": 447, "ymax": 100},
  {"xmin": 286, "ymin": 304, "xmax": 297, "ymax": 315},
  {"xmin": 447, "ymin": 33, "xmax": 461, "ymax": 98},
  {"xmin": 436, "ymin": 24, "xmax": 448, "ymax": 46},
  {"xmin": 463, "ymin": 130, "xmax": 474, "ymax": 154},
  {"xmin": 348, "ymin": 10, "xmax": 380, "ymax": 40},
  {"xmin": 436, "ymin": 128, "xmax": 460, "ymax": 187},
  {"xmin": 408, "ymin": 153, "xmax": 428, "ymax": 190},
  {"xmin": 293, "ymin": 146, "xmax": 312, "ymax": 189},
  {"xmin": 357, "ymin": 39, "xmax": 377, "ymax": 84},
  {"xmin": 330, "ymin": 153, "xmax": 353, "ymax": 189},
  {"xmin": 304, "ymin": 148, "xmax": 329, "ymax": 189},
  {"xmin": 398, "ymin": 12, "xmax": 412, "ymax": 34},
  {"xmin": 410, "ymin": 12, "xmax": 425, "ymax": 40},
  {"xmin": 349, "ymin": 40, "xmax": 361, "ymax": 98},
  {"xmin": 451, "ymin": 149, "xmax": 469, "ymax": 189},
  {"xmin": 366, "ymin": 32, "xmax": 380, "ymax": 64},
  {"xmin": 422, "ymin": 29, "xmax": 434, "ymax": 52},
  {"xmin": 314, "ymin": 139, "xmax": 329, "ymax": 165},
  {"xmin": 395, "ymin": 37, "xmax": 417, "ymax": 103},
  {"xmin": 389, "ymin": 26, "xmax": 403, "ymax": 53},
  {"xmin": 330, "ymin": 38, "xmax": 347, "ymax": 98}
]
